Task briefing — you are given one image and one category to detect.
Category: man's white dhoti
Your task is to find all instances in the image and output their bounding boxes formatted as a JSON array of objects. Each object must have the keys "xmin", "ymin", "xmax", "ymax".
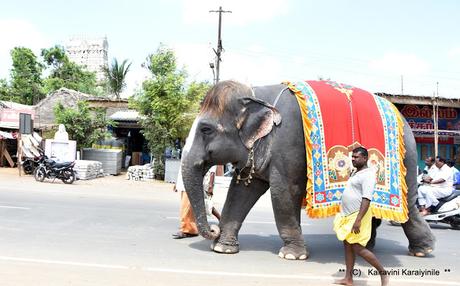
[{"xmin": 417, "ymin": 185, "xmax": 452, "ymax": 208}]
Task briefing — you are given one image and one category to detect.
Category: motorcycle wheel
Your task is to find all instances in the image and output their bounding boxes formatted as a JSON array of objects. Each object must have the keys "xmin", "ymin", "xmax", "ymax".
[
  {"xmin": 34, "ymin": 166, "xmax": 46, "ymax": 182},
  {"xmin": 23, "ymin": 161, "xmax": 33, "ymax": 175},
  {"xmin": 451, "ymin": 222, "xmax": 460, "ymax": 230},
  {"xmin": 62, "ymin": 169, "xmax": 75, "ymax": 184},
  {"xmin": 450, "ymin": 216, "xmax": 460, "ymax": 230}
]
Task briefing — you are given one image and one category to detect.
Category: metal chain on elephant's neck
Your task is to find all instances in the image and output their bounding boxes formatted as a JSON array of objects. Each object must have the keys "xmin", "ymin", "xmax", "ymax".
[{"xmin": 236, "ymin": 147, "xmax": 255, "ymax": 186}]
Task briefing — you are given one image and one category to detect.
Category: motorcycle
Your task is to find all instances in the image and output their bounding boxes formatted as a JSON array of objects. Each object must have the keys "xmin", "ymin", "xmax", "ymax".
[
  {"xmin": 424, "ymin": 190, "xmax": 460, "ymax": 229},
  {"xmin": 21, "ymin": 156, "xmax": 41, "ymax": 175},
  {"xmin": 34, "ymin": 154, "xmax": 76, "ymax": 184}
]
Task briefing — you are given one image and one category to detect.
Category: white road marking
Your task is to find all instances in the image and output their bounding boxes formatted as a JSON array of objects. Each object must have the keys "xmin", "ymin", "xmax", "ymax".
[
  {"xmin": 0, "ymin": 226, "xmax": 23, "ymax": 231},
  {"xmin": 0, "ymin": 256, "xmax": 129, "ymax": 270},
  {"xmin": 0, "ymin": 256, "xmax": 458, "ymax": 285},
  {"xmin": 0, "ymin": 205, "xmax": 30, "ymax": 210}
]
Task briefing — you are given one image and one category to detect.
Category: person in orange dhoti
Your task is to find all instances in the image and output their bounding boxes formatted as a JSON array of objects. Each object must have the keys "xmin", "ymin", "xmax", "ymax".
[
  {"xmin": 172, "ymin": 118, "xmax": 200, "ymax": 239},
  {"xmin": 172, "ymin": 117, "xmax": 220, "ymax": 239},
  {"xmin": 333, "ymin": 147, "xmax": 389, "ymax": 286},
  {"xmin": 172, "ymin": 165, "xmax": 199, "ymax": 239}
]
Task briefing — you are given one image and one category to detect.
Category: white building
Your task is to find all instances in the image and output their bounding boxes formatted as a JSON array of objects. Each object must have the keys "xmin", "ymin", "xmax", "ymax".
[{"xmin": 65, "ymin": 36, "xmax": 108, "ymax": 82}]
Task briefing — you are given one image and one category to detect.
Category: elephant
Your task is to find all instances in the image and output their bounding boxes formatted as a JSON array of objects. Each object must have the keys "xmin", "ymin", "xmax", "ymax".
[{"xmin": 181, "ymin": 80, "xmax": 435, "ymax": 260}]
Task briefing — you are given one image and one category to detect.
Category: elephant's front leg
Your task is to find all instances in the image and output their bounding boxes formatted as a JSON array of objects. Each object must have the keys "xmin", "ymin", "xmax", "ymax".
[
  {"xmin": 271, "ymin": 181, "xmax": 308, "ymax": 260},
  {"xmin": 212, "ymin": 178, "xmax": 269, "ymax": 254}
]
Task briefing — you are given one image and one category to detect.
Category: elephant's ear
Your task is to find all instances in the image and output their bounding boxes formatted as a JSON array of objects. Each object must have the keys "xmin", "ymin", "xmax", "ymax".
[{"xmin": 236, "ymin": 97, "xmax": 282, "ymax": 149}]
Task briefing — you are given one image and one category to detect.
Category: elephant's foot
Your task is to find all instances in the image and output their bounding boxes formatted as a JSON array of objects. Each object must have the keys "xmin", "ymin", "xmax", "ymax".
[
  {"xmin": 408, "ymin": 246, "xmax": 433, "ymax": 257},
  {"xmin": 211, "ymin": 240, "xmax": 239, "ymax": 254},
  {"xmin": 278, "ymin": 245, "xmax": 309, "ymax": 260}
]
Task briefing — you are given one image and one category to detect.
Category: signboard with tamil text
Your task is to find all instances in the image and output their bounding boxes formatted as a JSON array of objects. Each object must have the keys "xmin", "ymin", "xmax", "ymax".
[{"xmin": 399, "ymin": 105, "xmax": 460, "ymax": 144}]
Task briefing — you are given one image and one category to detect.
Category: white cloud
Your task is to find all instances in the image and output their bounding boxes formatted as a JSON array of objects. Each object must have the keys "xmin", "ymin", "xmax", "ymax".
[
  {"xmin": 221, "ymin": 46, "xmax": 285, "ymax": 85},
  {"xmin": 122, "ymin": 43, "xmax": 215, "ymax": 97},
  {"xmin": 172, "ymin": 42, "xmax": 286, "ymax": 86},
  {"xmin": 121, "ymin": 64, "xmax": 150, "ymax": 98},
  {"xmin": 0, "ymin": 19, "xmax": 50, "ymax": 79},
  {"xmin": 448, "ymin": 47, "xmax": 460, "ymax": 58},
  {"xmin": 173, "ymin": 42, "xmax": 215, "ymax": 82},
  {"xmin": 182, "ymin": 0, "xmax": 289, "ymax": 26},
  {"xmin": 368, "ymin": 52, "xmax": 429, "ymax": 76}
]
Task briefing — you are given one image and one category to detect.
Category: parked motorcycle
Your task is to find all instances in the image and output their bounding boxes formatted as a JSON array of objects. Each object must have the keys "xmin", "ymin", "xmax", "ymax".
[
  {"xmin": 424, "ymin": 190, "xmax": 460, "ymax": 229},
  {"xmin": 21, "ymin": 156, "xmax": 41, "ymax": 175},
  {"xmin": 34, "ymin": 154, "xmax": 76, "ymax": 184}
]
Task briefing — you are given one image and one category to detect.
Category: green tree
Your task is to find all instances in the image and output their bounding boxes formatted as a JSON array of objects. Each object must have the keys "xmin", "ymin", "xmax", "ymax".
[
  {"xmin": 42, "ymin": 45, "xmax": 98, "ymax": 95},
  {"xmin": 53, "ymin": 101, "xmax": 115, "ymax": 149},
  {"xmin": 175, "ymin": 81, "xmax": 211, "ymax": 139},
  {"xmin": 0, "ymin": 79, "xmax": 10, "ymax": 101},
  {"xmin": 103, "ymin": 58, "xmax": 131, "ymax": 99},
  {"xmin": 10, "ymin": 47, "xmax": 45, "ymax": 105},
  {"xmin": 130, "ymin": 44, "xmax": 210, "ymax": 177}
]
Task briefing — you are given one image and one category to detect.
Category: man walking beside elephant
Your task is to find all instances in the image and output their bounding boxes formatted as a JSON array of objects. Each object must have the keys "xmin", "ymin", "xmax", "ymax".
[{"xmin": 333, "ymin": 147, "xmax": 389, "ymax": 286}]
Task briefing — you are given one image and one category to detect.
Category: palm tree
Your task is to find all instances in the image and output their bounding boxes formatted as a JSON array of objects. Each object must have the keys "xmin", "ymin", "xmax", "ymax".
[{"xmin": 104, "ymin": 58, "xmax": 132, "ymax": 99}]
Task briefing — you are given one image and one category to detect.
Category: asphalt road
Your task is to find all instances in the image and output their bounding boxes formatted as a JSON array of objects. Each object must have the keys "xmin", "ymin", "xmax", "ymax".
[{"xmin": 0, "ymin": 169, "xmax": 459, "ymax": 286}]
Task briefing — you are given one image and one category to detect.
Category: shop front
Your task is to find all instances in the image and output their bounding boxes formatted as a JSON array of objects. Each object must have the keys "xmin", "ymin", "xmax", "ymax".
[{"xmin": 377, "ymin": 94, "xmax": 460, "ymax": 170}]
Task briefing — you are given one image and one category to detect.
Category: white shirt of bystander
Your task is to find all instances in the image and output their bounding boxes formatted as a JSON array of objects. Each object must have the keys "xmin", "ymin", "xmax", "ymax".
[{"xmin": 431, "ymin": 164, "xmax": 453, "ymax": 190}]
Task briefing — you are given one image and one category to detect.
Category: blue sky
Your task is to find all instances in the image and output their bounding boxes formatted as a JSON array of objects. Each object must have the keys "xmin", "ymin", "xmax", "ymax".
[{"xmin": 1, "ymin": 0, "xmax": 459, "ymax": 98}]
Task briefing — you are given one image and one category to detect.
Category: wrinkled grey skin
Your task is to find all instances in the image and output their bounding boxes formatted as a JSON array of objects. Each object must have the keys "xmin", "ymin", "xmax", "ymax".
[{"xmin": 182, "ymin": 81, "xmax": 435, "ymax": 260}]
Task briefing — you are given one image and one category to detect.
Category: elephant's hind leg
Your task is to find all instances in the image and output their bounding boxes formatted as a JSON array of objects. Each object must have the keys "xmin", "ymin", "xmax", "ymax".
[
  {"xmin": 401, "ymin": 122, "xmax": 435, "ymax": 256},
  {"xmin": 366, "ymin": 218, "xmax": 382, "ymax": 250}
]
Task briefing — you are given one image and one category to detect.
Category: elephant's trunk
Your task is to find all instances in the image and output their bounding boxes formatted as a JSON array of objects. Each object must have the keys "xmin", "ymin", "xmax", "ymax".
[{"xmin": 182, "ymin": 156, "xmax": 220, "ymax": 240}]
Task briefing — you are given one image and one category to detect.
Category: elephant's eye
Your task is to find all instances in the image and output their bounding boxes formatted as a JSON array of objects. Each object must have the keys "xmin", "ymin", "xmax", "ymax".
[{"xmin": 200, "ymin": 126, "xmax": 213, "ymax": 135}]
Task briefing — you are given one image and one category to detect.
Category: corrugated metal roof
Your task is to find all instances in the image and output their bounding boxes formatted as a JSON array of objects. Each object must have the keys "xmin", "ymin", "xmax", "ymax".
[
  {"xmin": 376, "ymin": 93, "xmax": 460, "ymax": 108},
  {"xmin": 109, "ymin": 110, "xmax": 142, "ymax": 121},
  {"xmin": 0, "ymin": 100, "xmax": 35, "ymax": 110}
]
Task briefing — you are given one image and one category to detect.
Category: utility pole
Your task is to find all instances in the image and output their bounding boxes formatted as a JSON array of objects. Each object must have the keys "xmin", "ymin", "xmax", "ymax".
[
  {"xmin": 400, "ymin": 75, "xmax": 404, "ymax": 95},
  {"xmin": 433, "ymin": 82, "xmax": 439, "ymax": 157},
  {"xmin": 209, "ymin": 6, "xmax": 231, "ymax": 83}
]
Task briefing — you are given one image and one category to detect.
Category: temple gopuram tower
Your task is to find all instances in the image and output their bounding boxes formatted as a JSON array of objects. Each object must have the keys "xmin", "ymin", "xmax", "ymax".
[{"xmin": 65, "ymin": 36, "xmax": 108, "ymax": 82}]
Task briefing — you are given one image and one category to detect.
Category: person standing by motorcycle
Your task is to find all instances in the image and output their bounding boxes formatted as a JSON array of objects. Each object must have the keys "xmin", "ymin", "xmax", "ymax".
[
  {"xmin": 447, "ymin": 159, "xmax": 460, "ymax": 190},
  {"xmin": 418, "ymin": 156, "xmax": 453, "ymax": 216}
]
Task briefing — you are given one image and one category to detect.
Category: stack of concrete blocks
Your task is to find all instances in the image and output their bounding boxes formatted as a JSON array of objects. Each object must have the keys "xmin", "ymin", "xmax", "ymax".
[
  {"xmin": 164, "ymin": 158, "xmax": 181, "ymax": 183},
  {"xmin": 126, "ymin": 164, "xmax": 154, "ymax": 181},
  {"xmin": 74, "ymin": 160, "xmax": 104, "ymax": 180},
  {"xmin": 82, "ymin": 148, "xmax": 122, "ymax": 175}
]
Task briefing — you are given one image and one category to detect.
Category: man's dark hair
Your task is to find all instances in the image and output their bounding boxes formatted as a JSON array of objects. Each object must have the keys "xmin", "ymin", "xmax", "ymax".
[
  {"xmin": 352, "ymin": 146, "xmax": 368, "ymax": 158},
  {"xmin": 447, "ymin": 159, "xmax": 455, "ymax": 167},
  {"xmin": 436, "ymin": 156, "xmax": 446, "ymax": 164}
]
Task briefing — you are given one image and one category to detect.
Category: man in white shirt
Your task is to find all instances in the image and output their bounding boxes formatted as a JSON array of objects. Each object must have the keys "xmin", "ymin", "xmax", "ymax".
[
  {"xmin": 418, "ymin": 156, "xmax": 453, "ymax": 216},
  {"xmin": 417, "ymin": 157, "xmax": 438, "ymax": 185}
]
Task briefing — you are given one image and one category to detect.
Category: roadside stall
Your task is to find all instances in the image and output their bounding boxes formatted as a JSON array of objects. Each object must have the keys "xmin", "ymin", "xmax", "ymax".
[{"xmin": 0, "ymin": 101, "xmax": 35, "ymax": 168}]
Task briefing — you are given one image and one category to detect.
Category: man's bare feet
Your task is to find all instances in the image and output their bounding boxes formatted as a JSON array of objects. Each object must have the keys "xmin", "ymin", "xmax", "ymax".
[{"xmin": 333, "ymin": 278, "xmax": 353, "ymax": 286}]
